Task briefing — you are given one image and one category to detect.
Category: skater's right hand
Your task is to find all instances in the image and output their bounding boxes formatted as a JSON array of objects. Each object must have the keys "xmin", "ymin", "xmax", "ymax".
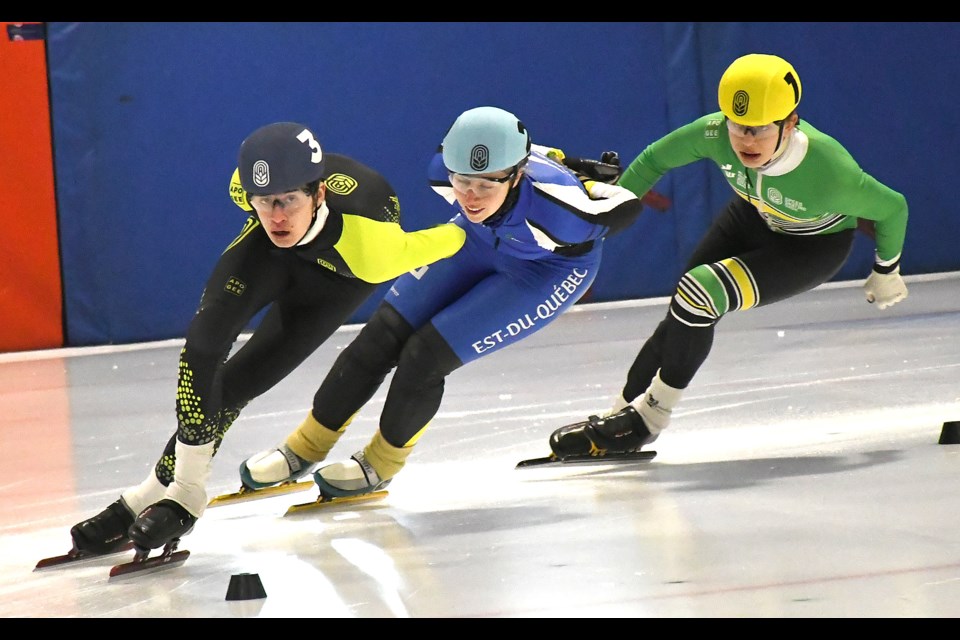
[{"xmin": 864, "ymin": 267, "xmax": 907, "ymax": 310}]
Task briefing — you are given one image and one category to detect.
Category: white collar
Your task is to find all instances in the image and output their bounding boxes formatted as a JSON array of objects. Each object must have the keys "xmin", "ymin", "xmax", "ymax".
[
  {"xmin": 296, "ymin": 201, "xmax": 330, "ymax": 246},
  {"xmin": 758, "ymin": 128, "xmax": 808, "ymax": 177}
]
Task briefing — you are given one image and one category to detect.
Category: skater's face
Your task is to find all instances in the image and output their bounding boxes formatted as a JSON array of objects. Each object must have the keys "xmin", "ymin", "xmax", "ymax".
[
  {"xmin": 448, "ymin": 166, "xmax": 522, "ymax": 224},
  {"xmin": 726, "ymin": 113, "xmax": 798, "ymax": 168},
  {"xmin": 249, "ymin": 183, "xmax": 325, "ymax": 247}
]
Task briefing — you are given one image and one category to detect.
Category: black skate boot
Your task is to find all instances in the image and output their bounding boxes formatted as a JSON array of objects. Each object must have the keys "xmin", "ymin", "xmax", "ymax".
[
  {"xmin": 549, "ymin": 406, "xmax": 654, "ymax": 458},
  {"xmin": 127, "ymin": 499, "xmax": 197, "ymax": 551},
  {"xmin": 69, "ymin": 499, "xmax": 136, "ymax": 555}
]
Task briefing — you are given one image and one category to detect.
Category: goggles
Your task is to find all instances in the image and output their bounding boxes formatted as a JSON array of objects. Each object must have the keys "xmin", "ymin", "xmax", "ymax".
[
  {"xmin": 248, "ymin": 190, "xmax": 312, "ymax": 212},
  {"xmin": 447, "ymin": 165, "xmax": 518, "ymax": 194},
  {"xmin": 725, "ymin": 117, "xmax": 783, "ymax": 140}
]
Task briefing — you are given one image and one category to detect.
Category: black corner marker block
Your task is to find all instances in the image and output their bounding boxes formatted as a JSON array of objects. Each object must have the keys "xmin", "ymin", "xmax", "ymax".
[
  {"xmin": 939, "ymin": 421, "xmax": 960, "ymax": 445},
  {"xmin": 226, "ymin": 572, "xmax": 267, "ymax": 601}
]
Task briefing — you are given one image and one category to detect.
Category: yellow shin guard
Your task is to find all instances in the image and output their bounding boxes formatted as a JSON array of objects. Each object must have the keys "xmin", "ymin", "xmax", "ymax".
[
  {"xmin": 363, "ymin": 430, "xmax": 413, "ymax": 482},
  {"xmin": 285, "ymin": 412, "xmax": 348, "ymax": 463}
]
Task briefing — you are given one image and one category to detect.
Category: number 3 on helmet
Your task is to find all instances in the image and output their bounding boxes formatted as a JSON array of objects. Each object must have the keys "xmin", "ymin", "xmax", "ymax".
[{"xmin": 229, "ymin": 121, "xmax": 327, "ymax": 210}]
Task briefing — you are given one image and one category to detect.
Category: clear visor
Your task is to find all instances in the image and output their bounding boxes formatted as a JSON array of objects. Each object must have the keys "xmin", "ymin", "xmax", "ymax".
[
  {"xmin": 249, "ymin": 190, "xmax": 312, "ymax": 212},
  {"xmin": 725, "ymin": 118, "xmax": 782, "ymax": 140},
  {"xmin": 447, "ymin": 166, "xmax": 517, "ymax": 194}
]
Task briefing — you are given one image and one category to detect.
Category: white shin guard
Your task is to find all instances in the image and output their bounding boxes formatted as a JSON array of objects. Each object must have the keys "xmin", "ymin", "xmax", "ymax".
[
  {"xmin": 630, "ymin": 371, "xmax": 683, "ymax": 435},
  {"xmin": 120, "ymin": 472, "xmax": 168, "ymax": 517},
  {"xmin": 165, "ymin": 440, "xmax": 216, "ymax": 518}
]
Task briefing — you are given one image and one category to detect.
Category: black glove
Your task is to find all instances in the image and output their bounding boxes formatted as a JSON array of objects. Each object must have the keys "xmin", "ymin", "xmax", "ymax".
[
  {"xmin": 599, "ymin": 151, "xmax": 620, "ymax": 165},
  {"xmin": 562, "ymin": 151, "xmax": 623, "ymax": 185},
  {"xmin": 560, "ymin": 151, "xmax": 673, "ymax": 212}
]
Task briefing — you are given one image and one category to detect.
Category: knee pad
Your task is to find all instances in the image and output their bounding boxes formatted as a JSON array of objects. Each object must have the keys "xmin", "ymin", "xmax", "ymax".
[
  {"xmin": 347, "ymin": 303, "xmax": 414, "ymax": 372},
  {"xmin": 393, "ymin": 324, "xmax": 462, "ymax": 391},
  {"xmin": 671, "ymin": 259, "xmax": 758, "ymax": 327}
]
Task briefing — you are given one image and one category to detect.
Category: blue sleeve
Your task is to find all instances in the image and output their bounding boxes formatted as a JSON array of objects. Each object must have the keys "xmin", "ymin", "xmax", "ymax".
[
  {"xmin": 428, "ymin": 150, "xmax": 449, "ymax": 187},
  {"xmin": 525, "ymin": 155, "xmax": 642, "ymax": 245}
]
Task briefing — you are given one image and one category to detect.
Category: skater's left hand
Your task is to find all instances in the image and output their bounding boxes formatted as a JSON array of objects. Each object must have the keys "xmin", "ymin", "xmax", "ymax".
[
  {"xmin": 864, "ymin": 267, "xmax": 908, "ymax": 309},
  {"xmin": 581, "ymin": 180, "xmax": 633, "ymax": 200},
  {"xmin": 562, "ymin": 153, "xmax": 623, "ymax": 185}
]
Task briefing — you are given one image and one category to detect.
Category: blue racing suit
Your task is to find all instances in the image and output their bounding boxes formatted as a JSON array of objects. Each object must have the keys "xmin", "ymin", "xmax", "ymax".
[{"xmin": 309, "ymin": 147, "xmax": 643, "ymax": 454}]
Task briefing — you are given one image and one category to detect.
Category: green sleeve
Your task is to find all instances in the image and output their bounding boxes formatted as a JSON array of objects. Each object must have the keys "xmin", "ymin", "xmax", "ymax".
[
  {"xmin": 836, "ymin": 169, "xmax": 908, "ymax": 262},
  {"xmin": 805, "ymin": 133, "xmax": 909, "ymax": 262},
  {"xmin": 335, "ymin": 217, "xmax": 466, "ymax": 284},
  {"xmin": 618, "ymin": 114, "xmax": 721, "ymax": 197}
]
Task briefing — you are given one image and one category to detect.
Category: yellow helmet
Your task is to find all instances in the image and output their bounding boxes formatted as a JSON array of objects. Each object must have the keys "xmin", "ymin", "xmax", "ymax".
[{"xmin": 718, "ymin": 54, "xmax": 802, "ymax": 126}]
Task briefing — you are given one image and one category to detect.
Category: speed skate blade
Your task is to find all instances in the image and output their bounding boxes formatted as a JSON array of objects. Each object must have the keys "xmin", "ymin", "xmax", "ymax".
[
  {"xmin": 109, "ymin": 549, "xmax": 190, "ymax": 578},
  {"xmin": 284, "ymin": 490, "xmax": 389, "ymax": 516},
  {"xmin": 35, "ymin": 542, "xmax": 135, "ymax": 570},
  {"xmin": 207, "ymin": 480, "xmax": 314, "ymax": 507},
  {"xmin": 516, "ymin": 450, "xmax": 657, "ymax": 469}
]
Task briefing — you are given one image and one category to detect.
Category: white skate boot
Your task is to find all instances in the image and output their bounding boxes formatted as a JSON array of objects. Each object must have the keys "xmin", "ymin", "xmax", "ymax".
[
  {"xmin": 240, "ymin": 443, "xmax": 316, "ymax": 491},
  {"xmin": 313, "ymin": 451, "xmax": 391, "ymax": 499}
]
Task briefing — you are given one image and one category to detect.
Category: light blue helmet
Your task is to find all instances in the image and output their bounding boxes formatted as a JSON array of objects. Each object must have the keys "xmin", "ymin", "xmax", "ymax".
[{"xmin": 442, "ymin": 106, "xmax": 531, "ymax": 175}]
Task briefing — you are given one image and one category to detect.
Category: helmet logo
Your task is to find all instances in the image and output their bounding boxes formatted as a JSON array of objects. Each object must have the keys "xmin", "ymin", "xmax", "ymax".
[
  {"xmin": 469, "ymin": 144, "xmax": 490, "ymax": 171},
  {"xmin": 252, "ymin": 160, "xmax": 270, "ymax": 188},
  {"xmin": 732, "ymin": 90, "xmax": 750, "ymax": 118}
]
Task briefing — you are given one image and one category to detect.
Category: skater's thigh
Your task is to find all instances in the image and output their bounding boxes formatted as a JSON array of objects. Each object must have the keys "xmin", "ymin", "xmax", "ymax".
[
  {"xmin": 221, "ymin": 268, "xmax": 375, "ymax": 404},
  {"xmin": 741, "ymin": 229, "xmax": 854, "ymax": 308},
  {"xmin": 431, "ymin": 251, "xmax": 600, "ymax": 365}
]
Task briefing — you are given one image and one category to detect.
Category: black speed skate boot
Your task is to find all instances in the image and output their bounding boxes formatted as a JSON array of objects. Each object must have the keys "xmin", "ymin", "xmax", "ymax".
[
  {"xmin": 69, "ymin": 499, "xmax": 136, "ymax": 555},
  {"xmin": 127, "ymin": 499, "xmax": 197, "ymax": 551},
  {"xmin": 549, "ymin": 406, "xmax": 655, "ymax": 458}
]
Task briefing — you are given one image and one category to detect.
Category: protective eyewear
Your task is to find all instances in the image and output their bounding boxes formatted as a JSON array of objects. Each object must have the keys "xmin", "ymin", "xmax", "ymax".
[
  {"xmin": 725, "ymin": 117, "xmax": 783, "ymax": 140},
  {"xmin": 448, "ymin": 166, "xmax": 518, "ymax": 193},
  {"xmin": 248, "ymin": 191, "xmax": 312, "ymax": 212}
]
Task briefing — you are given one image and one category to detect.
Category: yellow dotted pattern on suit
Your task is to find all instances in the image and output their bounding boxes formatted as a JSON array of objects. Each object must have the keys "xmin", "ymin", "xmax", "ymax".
[
  {"xmin": 176, "ymin": 357, "xmax": 207, "ymax": 444},
  {"xmin": 155, "ymin": 454, "xmax": 175, "ymax": 485}
]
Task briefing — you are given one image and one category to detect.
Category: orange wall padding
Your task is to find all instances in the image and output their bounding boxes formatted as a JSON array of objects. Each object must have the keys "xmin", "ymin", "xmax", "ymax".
[
  {"xmin": 0, "ymin": 357, "xmax": 74, "ymax": 515},
  {"xmin": 0, "ymin": 22, "xmax": 63, "ymax": 352}
]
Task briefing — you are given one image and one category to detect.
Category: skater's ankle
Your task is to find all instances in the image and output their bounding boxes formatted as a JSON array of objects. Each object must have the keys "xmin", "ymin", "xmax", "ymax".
[
  {"xmin": 629, "ymin": 371, "xmax": 683, "ymax": 434},
  {"xmin": 605, "ymin": 393, "xmax": 630, "ymax": 417},
  {"xmin": 163, "ymin": 485, "xmax": 204, "ymax": 519}
]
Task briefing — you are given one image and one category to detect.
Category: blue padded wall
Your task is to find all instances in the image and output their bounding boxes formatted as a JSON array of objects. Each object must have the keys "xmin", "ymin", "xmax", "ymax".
[{"xmin": 46, "ymin": 22, "xmax": 958, "ymax": 346}]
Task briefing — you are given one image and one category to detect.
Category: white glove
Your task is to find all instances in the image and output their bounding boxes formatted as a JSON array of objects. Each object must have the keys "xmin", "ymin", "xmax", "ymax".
[
  {"xmin": 582, "ymin": 180, "xmax": 633, "ymax": 200},
  {"xmin": 864, "ymin": 267, "xmax": 907, "ymax": 309}
]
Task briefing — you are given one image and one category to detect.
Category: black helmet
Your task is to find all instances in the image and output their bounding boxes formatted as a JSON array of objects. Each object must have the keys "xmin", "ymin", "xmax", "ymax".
[{"xmin": 238, "ymin": 122, "xmax": 325, "ymax": 195}]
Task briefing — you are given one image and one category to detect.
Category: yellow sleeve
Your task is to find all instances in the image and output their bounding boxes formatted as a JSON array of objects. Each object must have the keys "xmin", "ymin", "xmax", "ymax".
[{"xmin": 336, "ymin": 216, "xmax": 466, "ymax": 284}]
